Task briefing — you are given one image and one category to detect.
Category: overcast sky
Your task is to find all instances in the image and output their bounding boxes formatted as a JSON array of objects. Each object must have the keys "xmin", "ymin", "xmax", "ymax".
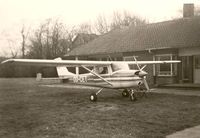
[{"xmin": 0, "ymin": 0, "xmax": 199, "ymax": 57}]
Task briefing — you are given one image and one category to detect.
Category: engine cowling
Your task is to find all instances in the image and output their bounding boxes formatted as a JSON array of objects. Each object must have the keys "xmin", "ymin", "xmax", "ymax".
[{"xmin": 111, "ymin": 69, "xmax": 139, "ymax": 77}]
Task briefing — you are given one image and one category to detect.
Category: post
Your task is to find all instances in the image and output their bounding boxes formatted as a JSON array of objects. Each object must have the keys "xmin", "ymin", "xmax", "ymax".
[{"xmin": 75, "ymin": 56, "xmax": 79, "ymax": 75}]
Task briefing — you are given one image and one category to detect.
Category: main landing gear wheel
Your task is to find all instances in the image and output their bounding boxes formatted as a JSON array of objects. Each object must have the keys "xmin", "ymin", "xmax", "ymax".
[
  {"xmin": 90, "ymin": 93, "xmax": 97, "ymax": 102},
  {"xmin": 89, "ymin": 88, "xmax": 103, "ymax": 102},
  {"xmin": 122, "ymin": 89, "xmax": 129, "ymax": 97}
]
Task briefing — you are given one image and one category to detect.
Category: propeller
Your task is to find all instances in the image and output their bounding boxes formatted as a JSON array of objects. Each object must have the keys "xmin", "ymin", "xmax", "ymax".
[
  {"xmin": 133, "ymin": 57, "xmax": 146, "ymax": 74},
  {"xmin": 140, "ymin": 65, "xmax": 147, "ymax": 70},
  {"xmin": 142, "ymin": 76, "xmax": 150, "ymax": 91},
  {"xmin": 133, "ymin": 56, "xmax": 149, "ymax": 91}
]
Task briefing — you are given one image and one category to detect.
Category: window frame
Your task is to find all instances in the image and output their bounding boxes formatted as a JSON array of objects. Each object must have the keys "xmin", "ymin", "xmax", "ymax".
[
  {"xmin": 123, "ymin": 56, "xmax": 138, "ymax": 69},
  {"xmin": 154, "ymin": 54, "xmax": 176, "ymax": 77},
  {"xmin": 195, "ymin": 55, "xmax": 200, "ymax": 69}
]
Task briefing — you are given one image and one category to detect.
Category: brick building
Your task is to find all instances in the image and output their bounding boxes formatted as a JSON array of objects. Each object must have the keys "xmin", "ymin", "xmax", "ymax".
[{"xmin": 65, "ymin": 4, "xmax": 200, "ymax": 86}]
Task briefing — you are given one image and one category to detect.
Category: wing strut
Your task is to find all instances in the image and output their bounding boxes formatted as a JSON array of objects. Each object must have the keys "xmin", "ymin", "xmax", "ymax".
[{"xmin": 81, "ymin": 65, "xmax": 113, "ymax": 86}]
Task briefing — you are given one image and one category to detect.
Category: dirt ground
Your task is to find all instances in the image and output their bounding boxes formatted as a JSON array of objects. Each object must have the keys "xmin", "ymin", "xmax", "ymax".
[{"xmin": 0, "ymin": 78, "xmax": 200, "ymax": 138}]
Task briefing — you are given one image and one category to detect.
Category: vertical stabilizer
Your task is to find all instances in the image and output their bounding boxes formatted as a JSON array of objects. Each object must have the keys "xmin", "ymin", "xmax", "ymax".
[{"xmin": 54, "ymin": 58, "xmax": 75, "ymax": 78}]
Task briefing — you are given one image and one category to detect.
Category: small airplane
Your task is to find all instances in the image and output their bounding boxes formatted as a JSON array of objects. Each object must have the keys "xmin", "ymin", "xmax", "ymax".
[{"xmin": 1, "ymin": 57, "xmax": 180, "ymax": 102}]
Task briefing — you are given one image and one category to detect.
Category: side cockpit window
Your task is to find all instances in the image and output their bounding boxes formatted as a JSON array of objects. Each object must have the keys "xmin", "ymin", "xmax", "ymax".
[{"xmin": 93, "ymin": 66, "xmax": 108, "ymax": 74}]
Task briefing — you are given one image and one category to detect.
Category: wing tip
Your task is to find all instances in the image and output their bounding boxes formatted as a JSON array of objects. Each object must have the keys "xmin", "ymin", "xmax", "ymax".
[{"xmin": 1, "ymin": 59, "xmax": 15, "ymax": 64}]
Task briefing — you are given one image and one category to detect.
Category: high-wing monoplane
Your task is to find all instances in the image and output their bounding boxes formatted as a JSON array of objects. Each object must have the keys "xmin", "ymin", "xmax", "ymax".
[{"xmin": 1, "ymin": 57, "xmax": 180, "ymax": 102}]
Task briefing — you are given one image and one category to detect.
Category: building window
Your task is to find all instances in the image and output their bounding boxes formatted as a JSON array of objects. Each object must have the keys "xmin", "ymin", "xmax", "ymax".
[{"xmin": 154, "ymin": 54, "xmax": 177, "ymax": 76}]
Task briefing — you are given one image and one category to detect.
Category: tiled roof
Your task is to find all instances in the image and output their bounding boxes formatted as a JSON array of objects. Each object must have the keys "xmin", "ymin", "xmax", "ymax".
[{"xmin": 67, "ymin": 16, "xmax": 200, "ymax": 56}]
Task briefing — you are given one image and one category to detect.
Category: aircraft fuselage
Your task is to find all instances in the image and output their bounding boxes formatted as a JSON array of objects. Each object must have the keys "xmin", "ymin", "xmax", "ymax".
[{"xmin": 63, "ymin": 71, "xmax": 143, "ymax": 89}]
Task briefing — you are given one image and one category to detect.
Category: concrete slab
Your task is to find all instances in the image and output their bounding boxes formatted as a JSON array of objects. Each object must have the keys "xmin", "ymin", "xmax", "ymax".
[
  {"xmin": 166, "ymin": 125, "xmax": 200, "ymax": 138},
  {"xmin": 161, "ymin": 83, "xmax": 200, "ymax": 89},
  {"xmin": 154, "ymin": 88, "xmax": 200, "ymax": 138},
  {"xmin": 152, "ymin": 88, "xmax": 200, "ymax": 97}
]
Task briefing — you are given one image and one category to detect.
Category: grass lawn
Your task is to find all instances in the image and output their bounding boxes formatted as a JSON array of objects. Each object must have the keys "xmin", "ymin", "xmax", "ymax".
[{"xmin": 0, "ymin": 78, "xmax": 200, "ymax": 138}]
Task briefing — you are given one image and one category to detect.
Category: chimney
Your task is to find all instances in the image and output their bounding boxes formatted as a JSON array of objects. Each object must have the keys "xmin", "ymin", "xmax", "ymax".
[{"xmin": 183, "ymin": 3, "xmax": 194, "ymax": 18}]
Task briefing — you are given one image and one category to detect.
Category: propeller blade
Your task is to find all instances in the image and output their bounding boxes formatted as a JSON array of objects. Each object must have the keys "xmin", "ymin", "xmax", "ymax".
[
  {"xmin": 140, "ymin": 65, "xmax": 147, "ymax": 70},
  {"xmin": 133, "ymin": 56, "xmax": 141, "ymax": 70},
  {"xmin": 142, "ymin": 77, "xmax": 150, "ymax": 91}
]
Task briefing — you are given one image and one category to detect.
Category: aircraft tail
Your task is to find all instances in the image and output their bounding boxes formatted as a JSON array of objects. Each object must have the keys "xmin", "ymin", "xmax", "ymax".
[{"xmin": 54, "ymin": 58, "xmax": 75, "ymax": 78}]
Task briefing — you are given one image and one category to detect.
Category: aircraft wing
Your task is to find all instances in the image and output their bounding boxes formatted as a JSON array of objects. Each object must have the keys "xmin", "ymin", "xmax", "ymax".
[
  {"xmin": 126, "ymin": 60, "xmax": 181, "ymax": 65},
  {"xmin": 1, "ymin": 59, "xmax": 112, "ymax": 67},
  {"xmin": 1, "ymin": 58, "xmax": 180, "ymax": 67}
]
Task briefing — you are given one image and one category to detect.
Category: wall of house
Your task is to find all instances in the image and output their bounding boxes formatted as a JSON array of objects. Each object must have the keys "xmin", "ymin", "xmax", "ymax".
[{"xmin": 154, "ymin": 76, "xmax": 177, "ymax": 85}]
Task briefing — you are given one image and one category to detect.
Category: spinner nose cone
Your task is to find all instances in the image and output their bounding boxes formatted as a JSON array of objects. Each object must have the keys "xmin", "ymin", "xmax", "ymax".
[{"xmin": 138, "ymin": 70, "xmax": 147, "ymax": 77}]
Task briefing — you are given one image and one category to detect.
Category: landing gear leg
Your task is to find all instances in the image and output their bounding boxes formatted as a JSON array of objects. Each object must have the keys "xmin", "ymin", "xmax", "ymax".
[
  {"xmin": 138, "ymin": 86, "xmax": 147, "ymax": 98},
  {"xmin": 142, "ymin": 90, "xmax": 148, "ymax": 98},
  {"xmin": 90, "ymin": 88, "xmax": 103, "ymax": 102},
  {"xmin": 130, "ymin": 89, "xmax": 137, "ymax": 101}
]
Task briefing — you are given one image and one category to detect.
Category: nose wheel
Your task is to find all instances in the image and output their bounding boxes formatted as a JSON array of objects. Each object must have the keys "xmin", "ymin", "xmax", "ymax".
[
  {"xmin": 129, "ymin": 89, "xmax": 137, "ymax": 101},
  {"xmin": 90, "ymin": 93, "xmax": 97, "ymax": 102}
]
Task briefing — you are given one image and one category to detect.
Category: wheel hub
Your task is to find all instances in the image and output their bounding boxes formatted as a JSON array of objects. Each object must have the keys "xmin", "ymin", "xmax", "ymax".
[{"xmin": 90, "ymin": 95, "xmax": 94, "ymax": 100}]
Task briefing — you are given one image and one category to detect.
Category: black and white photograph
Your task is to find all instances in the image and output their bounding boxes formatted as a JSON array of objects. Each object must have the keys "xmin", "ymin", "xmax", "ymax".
[{"xmin": 0, "ymin": 0, "xmax": 200, "ymax": 137}]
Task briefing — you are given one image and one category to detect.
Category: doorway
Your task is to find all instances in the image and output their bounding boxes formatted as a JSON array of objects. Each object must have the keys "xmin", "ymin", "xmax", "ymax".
[
  {"xmin": 194, "ymin": 55, "xmax": 200, "ymax": 83},
  {"xmin": 181, "ymin": 56, "xmax": 193, "ymax": 83}
]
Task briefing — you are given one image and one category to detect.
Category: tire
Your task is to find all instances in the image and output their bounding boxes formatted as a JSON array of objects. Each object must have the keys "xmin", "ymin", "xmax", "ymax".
[
  {"xmin": 122, "ymin": 89, "xmax": 129, "ymax": 97},
  {"xmin": 90, "ymin": 93, "xmax": 97, "ymax": 102}
]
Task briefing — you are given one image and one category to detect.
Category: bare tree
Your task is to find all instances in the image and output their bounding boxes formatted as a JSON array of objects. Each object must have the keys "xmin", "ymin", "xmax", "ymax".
[
  {"xmin": 21, "ymin": 24, "xmax": 30, "ymax": 58},
  {"xmin": 95, "ymin": 14, "xmax": 110, "ymax": 34},
  {"xmin": 28, "ymin": 23, "xmax": 45, "ymax": 59},
  {"xmin": 111, "ymin": 10, "xmax": 146, "ymax": 30},
  {"xmin": 65, "ymin": 26, "xmax": 79, "ymax": 51},
  {"xmin": 123, "ymin": 11, "xmax": 146, "ymax": 26},
  {"xmin": 94, "ymin": 11, "xmax": 146, "ymax": 34},
  {"xmin": 28, "ymin": 18, "xmax": 71, "ymax": 59},
  {"xmin": 7, "ymin": 39, "xmax": 18, "ymax": 58},
  {"xmin": 77, "ymin": 23, "xmax": 93, "ymax": 34},
  {"xmin": 26, "ymin": 11, "xmax": 146, "ymax": 59},
  {"xmin": 111, "ymin": 11, "xmax": 123, "ymax": 29}
]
